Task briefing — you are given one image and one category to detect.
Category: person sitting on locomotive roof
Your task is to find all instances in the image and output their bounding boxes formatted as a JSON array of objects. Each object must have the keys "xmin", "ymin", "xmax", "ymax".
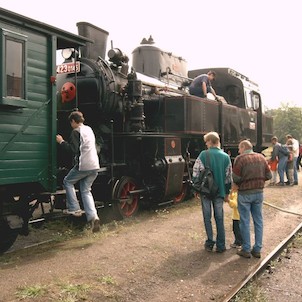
[
  {"xmin": 56, "ymin": 111, "xmax": 101, "ymax": 232},
  {"xmin": 189, "ymin": 70, "xmax": 220, "ymax": 100}
]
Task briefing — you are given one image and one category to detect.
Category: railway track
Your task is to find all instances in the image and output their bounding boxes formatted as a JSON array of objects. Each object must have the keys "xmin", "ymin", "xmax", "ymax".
[
  {"xmin": 222, "ymin": 223, "xmax": 302, "ymax": 302},
  {"xmin": 223, "ymin": 207, "xmax": 302, "ymax": 301}
]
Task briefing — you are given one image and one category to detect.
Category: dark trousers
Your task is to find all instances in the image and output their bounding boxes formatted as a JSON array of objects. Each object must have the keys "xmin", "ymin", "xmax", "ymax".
[
  {"xmin": 297, "ymin": 155, "xmax": 302, "ymax": 170},
  {"xmin": 233, "ymin": 219, "xmax": 242, "ymax": 245}
]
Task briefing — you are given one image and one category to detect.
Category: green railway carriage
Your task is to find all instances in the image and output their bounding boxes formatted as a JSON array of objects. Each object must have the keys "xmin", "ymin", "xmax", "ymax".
[
  {"xmin": 0, "ymin": 8, "xmax": 89, "ymax": 253},
  {"xmin": 0, "ymin": 8, "xmax": 88, "ymax": 193}
]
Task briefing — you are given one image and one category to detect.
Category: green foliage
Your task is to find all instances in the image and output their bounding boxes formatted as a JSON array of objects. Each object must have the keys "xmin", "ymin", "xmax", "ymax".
[
  {"xmin": 15, "ymin": 284, "xmax": 48, "ymax": 299},
  {"xmin": 270, "ymin": 103, "xmax": 302, "ymax": 143},
  {"xmin": 98, "ymin": 275, "xmax": 117, "ymax": 285},
  {"xmin": 232, "ymin": 282, "xmax": 267, "ymax": 302}
]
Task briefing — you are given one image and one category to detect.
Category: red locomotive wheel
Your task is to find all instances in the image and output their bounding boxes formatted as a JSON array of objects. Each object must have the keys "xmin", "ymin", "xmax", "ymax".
[
  {"xmin": 173, "ymin": 183, "xmax": 188, "ymax": 204},
  {"xmin": 114, "ymin": 177, "xmax": 139, "ymax": 218}
]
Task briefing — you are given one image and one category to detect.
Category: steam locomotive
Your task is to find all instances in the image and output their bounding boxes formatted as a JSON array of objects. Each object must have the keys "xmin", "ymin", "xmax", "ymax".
[
  {"xmin": 56, "ymin": 21, "xmax": 273, "ymax": 215},
  {"xmin": 0, "ymin": 14, "xmax": 273, "ymax": 253}
]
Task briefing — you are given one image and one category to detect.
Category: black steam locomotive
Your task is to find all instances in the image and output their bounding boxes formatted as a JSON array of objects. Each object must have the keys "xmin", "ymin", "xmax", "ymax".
[
  {"xmin": 56, "ymin": 22, "xmax": 273, "ymax": 217},
  {"xmin": 0, "ymin": 16, "xmax": 273, "ymax": 253}
]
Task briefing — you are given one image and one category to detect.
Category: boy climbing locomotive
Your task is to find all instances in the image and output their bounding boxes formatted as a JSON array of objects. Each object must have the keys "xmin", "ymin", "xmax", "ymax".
[{"xmin": 56, "ymin": 111, "xmax": 101, "ymax": 232}]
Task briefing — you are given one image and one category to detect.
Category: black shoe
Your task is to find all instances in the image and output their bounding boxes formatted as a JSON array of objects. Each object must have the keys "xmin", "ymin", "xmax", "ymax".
[
  {"xmin": 294, "ymin": 182, "xmax": 298, "ymax": 185},
  {"xmin": 251, "ymin": 250, "xmax": 261, "ymax": 258},
  {"xmin": 216, "ymin": 248, "xmax": 226, "ymax": 253},
  {"xmin": 91, "ymin": 218, "xmax": 100, "ymax": 233},
  {"xmin": 204, "ymin": 243, "xmax": 214, "ymax": 252},
  {"xmin": 237, "ymin": 249, "xmax": 251, "ymax": 258}
]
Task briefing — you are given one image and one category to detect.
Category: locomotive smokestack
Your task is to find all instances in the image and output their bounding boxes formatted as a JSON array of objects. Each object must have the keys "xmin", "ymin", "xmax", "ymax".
[{"xmin": 76, "ymin": 22, "xmax": 109, "ymax": 60}]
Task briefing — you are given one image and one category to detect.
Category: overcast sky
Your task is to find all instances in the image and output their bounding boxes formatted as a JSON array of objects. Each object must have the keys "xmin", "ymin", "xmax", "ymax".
[{"xmin": 1, "ymin": 0, "xmax": 301, "ymax": 109}]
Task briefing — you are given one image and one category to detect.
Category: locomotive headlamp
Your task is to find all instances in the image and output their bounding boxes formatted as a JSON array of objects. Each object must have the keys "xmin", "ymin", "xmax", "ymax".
[{"xmin": 62, "ymin": 48, "xmax": 74, "ymax": 60}]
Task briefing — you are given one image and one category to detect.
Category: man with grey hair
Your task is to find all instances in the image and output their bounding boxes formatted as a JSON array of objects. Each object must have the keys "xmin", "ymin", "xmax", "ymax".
[
  {"xmin": 233, "ymin": 140, "xmax": 271, "ymax": 258},
  {"xmin": 192, "ymin": 132, "xmax": 232, "ymax": 253}
]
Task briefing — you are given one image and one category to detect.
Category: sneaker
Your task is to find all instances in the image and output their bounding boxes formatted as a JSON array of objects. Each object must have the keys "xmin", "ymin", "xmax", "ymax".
[
  {"xmin": 216, "ymin": 248, "xmax": 226, "ymax": 253},
  {"xmin": 63, "ymin": 209, "xmax": 83, "ymax": 217},
  {"xmin": 251, "ymin": 250, "xmax": 261, "ymax": 258},
  {"xmin": 91, "ymin": 218, "xmax": 100, "ymax": 233},
  {"xmin": 237, "ymin": 249, "xmax": 251, "ymax": 258},
  {"xmin": 275, "ymin": 182, "xmax": 285, "ymax": 187}
]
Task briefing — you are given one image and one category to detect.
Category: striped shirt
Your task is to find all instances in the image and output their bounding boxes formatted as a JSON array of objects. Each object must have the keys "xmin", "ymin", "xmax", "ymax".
[{"xmin": 232, "ymin": 150, "xmax": 272, "ymax": 194}]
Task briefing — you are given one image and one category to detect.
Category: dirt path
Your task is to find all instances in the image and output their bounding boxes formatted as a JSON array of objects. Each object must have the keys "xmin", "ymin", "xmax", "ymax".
[{"xmin": 1, "ymin": 182, "xmax": 302, "ymax": 302}]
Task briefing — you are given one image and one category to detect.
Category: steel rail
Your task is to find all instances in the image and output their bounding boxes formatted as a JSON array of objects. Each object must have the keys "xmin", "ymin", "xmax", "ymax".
[{"xmin": 221, "ymin": 221, "xmax": 302, "ymax": 302}]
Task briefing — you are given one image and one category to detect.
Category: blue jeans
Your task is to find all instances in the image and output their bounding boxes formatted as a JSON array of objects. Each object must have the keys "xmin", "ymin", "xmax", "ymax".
[
  {"xmin": 201, "ymin": 196, "xmax": 225, "ymax": 250},
  {"xmin": 278, "ymin": 156, "xmax": 287, "ymax": 183},
  {"xmin": 63, "ymin": 166, "xmax": 99, "ymax": 222},
  {"xmin": 238, "ymin": 192, "xmax": 263, "ymax": 253}
]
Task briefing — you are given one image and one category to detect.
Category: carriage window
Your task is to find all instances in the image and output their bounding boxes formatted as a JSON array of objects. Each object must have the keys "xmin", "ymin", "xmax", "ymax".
[
  {"xmin": 1, "ymin": 29, "xmax": 27, "ymax": 107},
  {"xmin": 6, "ymin": 39, "xmax": 24, "ymax": 98}
]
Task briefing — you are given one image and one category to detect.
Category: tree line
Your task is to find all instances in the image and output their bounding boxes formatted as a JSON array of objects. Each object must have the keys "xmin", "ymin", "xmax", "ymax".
[{"xmin": 266, "ymin": 103, "xmax": 302, "ymax": 144}]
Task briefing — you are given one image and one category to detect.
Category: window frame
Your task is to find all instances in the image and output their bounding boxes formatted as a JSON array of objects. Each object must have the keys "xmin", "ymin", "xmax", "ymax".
[{"xmin": 0, "ymin": 28, "xmax": 28, "ymax": 108}]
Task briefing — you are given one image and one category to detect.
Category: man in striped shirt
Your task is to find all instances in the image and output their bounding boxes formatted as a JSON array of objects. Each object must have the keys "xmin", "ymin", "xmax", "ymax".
[{"xmin": 233, "ymin": 140, "xmax": 272, "ymax": 258}]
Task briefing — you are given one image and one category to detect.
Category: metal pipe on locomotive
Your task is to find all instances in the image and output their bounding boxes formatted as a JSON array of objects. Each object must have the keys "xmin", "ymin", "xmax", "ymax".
[{"xmin": 0, "ymin": 18, "xmax": 273, "ymax": 253}]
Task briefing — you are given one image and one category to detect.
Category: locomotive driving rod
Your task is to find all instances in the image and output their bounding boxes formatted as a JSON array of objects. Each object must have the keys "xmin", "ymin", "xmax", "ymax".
[{"xmin": 128, "ymin": 186, "xmax": 157, "ymax": 195}]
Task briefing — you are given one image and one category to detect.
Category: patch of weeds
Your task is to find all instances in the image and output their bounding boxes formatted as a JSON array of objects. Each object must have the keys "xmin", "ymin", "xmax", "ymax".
[
  {"xmin": 232, "ymin": 281, "xmax": 267, "ymax": 302},
  {"xmin": 293, "ymin": 231, "xmax": 302, "ymax": 248},
  {"xmin": 0, "ymin": 254, "xmax": 15, "ymax": 266},
  {"xmin": 15, "ymin": 284, "xmax": 48, "ymax": 299},
  {"xmin": 98, "ymin": 275, "xmax": 117, "ymax": 285},
  {"xmin": 58, "ymin": 282, "xmax": 90, "ymax": 301}
]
